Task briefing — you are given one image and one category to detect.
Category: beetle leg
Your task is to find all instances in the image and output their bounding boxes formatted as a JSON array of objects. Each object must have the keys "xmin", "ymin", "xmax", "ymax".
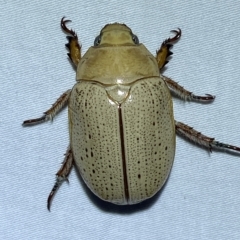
[
  {"xmin": 163, "ymin": 76, "xmax": 215, "ymax": 101},
  {"xmin": 47, "ymin": 145, "xmax": 73, "ymax": 210},
  {"xmin": 156, "ymin": 28, "xmax": 181, "ymax": 70},
  {"xmin": 22, "ymin": 89, "xmax": 71, "ymax": 125},
  {"xmin": 175, "ymin": 121, "xmax": 240, "ymax": 153},
  {"xmin": 61, "ymin": 17, "xmax": 81, "ymax": 67}
]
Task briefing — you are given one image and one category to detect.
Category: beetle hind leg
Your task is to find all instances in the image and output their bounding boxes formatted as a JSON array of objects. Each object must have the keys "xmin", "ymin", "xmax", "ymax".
[
  {"xmin": 47, "ymin": 145, "xmax": 74, "ymax": 210},
  {"xmin": 61, "ymin": 17, "xmax": 81, "ymax": 67},
  {"xmin": 175, "ymin": 121, "xmax": 240, "ymax": 153},
  {"xmin": 156, "ymin": 28, "xmax": 181, "ymax": 71},
  {"xmin": 163, "ymin": 76, "xmax": 215, "ymax": 101},
  {"xmin": 22, "ymin": 89, "xmax": 71, "ymax": 126}
]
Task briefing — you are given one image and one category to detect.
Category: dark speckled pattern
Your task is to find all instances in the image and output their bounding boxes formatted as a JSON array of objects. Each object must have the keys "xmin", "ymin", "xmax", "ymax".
[{"xmin": 69, "ymin": 76, "xmax": 175, "ymax": 205}]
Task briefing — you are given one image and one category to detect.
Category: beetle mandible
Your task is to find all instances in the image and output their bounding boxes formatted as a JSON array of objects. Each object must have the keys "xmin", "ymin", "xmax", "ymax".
[{"xmin": 23, "ymin": 17, "xmax": 240, "ymax": 210}]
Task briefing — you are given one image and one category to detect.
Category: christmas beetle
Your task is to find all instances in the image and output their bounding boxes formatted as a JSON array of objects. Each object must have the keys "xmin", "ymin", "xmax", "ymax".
[{"xmin": 23, "ymin": 17, "xmax": 240, "ymax": 210}]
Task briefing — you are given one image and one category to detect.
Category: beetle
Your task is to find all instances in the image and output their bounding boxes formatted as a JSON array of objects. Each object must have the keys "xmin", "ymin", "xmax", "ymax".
[{"xmin": 23, "ymin": 17, "xmax": 240, "ymax": 210}]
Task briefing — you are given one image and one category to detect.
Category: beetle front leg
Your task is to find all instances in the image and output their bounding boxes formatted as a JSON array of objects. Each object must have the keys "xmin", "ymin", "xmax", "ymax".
[
  {"xmin": 47, "ymin": 145, "xmax": 73, "ymax": 210},
  {"xmin": 175, "ymin": 121, "xmax": 240, "ymax": 153},
  {"xmin": 156, "ymin": 28, "xmax": 181, "ymax": 70},
  {"xmin": 23, "ymin": 89, "xmax": 71, "ymax": 125},
  {"xmin": 164, "ymin": 76, "xmax": 215, "ymax": 101},
  {"xmin": 61, "ymin": 17, "xmax": 81, "ymax": 67}
]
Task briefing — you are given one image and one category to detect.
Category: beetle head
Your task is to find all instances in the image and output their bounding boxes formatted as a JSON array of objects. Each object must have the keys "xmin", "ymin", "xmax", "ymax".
[{"xmin": 94, "ymin": 23, "xmax": 139, "ymax": 46}]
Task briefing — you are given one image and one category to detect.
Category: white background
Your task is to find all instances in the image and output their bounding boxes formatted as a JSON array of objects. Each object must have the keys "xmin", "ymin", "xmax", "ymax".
[{"xmin": 1, "ymin": 1, "xmax": 240, "ymax": 239}]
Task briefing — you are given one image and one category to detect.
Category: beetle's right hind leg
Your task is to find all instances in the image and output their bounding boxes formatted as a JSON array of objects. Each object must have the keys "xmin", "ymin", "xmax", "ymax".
[
  {"xmin": 22, "ymin": 89, "xmax": 71, "ymax": 126},
  {"xmin": 61, "ymin": 17, "xmax": 81, "ymax": 67},
  {"xmin": 175, "ymin": 121, "xmax": 240, "ymax": 153},
  {"xmin": 47, "ymin": 145, "xmax": 74, "ymax": 211}
]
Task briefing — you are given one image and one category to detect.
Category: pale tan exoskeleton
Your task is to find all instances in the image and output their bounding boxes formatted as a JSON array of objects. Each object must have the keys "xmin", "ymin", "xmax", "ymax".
[{"xmin": 23, "ymin": 17, "xmax": 240, "ymax": 210}]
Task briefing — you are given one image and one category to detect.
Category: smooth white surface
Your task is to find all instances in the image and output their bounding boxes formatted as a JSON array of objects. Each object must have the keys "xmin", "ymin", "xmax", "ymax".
[{"xmin": 1, "ymin": 1, "xmax": 240, "ymax": 240}]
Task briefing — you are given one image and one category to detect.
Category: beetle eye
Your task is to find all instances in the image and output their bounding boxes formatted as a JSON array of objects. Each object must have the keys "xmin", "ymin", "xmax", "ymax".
[
  {"xmin": 94, "ymin": 35, "xmax": 101, "ymax": 46},
  {"xmin": 132, "ymin": 34, "xmax": 139, "ymax": 44}
]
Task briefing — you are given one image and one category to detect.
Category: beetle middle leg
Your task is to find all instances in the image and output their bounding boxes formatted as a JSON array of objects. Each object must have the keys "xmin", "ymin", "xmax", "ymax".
[
  {"xmin": 61, "ymin": 17, "xmax": 81, "ymax": 67},
  {"xmin": 175, "ymin": 121, "xmax": 240, "ymax": 153},
  {"xmin": 22, "ymin": 89, "xmax": 71, "ymax": 125},
  {"xmin": 163, "ymin": 76, "xmax": 215, "ymax": 101},
  {"xmin": 47, "ymin": 145, "xmax": 74, "ymax": 210}
]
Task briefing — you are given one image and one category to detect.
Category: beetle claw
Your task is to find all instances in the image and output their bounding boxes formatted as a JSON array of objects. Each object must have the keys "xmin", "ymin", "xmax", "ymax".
[
  {"xmin": 61, "ymin": 17, "xmax": 76, "ymax": 37},
  {"xmin": 169, "ymin": 28, "xmax": 182, "ymax": 42}
]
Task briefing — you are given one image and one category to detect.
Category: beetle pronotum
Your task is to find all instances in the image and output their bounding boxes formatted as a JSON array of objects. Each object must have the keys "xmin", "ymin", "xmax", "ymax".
[{"xmin": 23, "ymin": 17, "xmax": 240, "ymax": 210}]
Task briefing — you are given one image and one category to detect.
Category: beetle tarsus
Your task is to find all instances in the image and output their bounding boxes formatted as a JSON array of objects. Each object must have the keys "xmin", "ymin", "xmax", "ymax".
[
  {"xmin": 175, "ymin": 121, "xmax": 240, "ymax": 153},
  {"xmin": 47, "ymin": 145, "xmax": 73, "ymax": 210},
  {"xmin": 191, "ymin": 93, "xmax": 215, "ymax": 101},
  {"xmin": 212, "ymin": 141, "xmax": 240, "ymax": 152},
  {"xmin": 47, "ymin": 175, "xmax": 70, "ymax": 211},
  {"xmin": 22, "ymin": 115, "xmax": 48, "ymax": 126},
  {"xmin": 156, "ymin": 28, "xmax": 181, "ymax": 70},
  {"xmin": 61, "ymin": 17, "xmax": 81, "ymax": 66},
  {"xmin": 47, "ymin": 180, "xmax": 61, "ymax": 211}
]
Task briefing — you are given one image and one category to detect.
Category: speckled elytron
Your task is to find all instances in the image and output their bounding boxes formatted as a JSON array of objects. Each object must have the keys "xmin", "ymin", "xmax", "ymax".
[{"xmin": 23, "ymin": 18, "xmax": 240, "ymax": 210}]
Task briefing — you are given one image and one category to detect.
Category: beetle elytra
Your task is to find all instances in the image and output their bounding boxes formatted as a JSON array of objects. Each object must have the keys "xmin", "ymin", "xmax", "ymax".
[{"xmin": 23, "ymin": 17, "xmax": 240, "ymax": 210}]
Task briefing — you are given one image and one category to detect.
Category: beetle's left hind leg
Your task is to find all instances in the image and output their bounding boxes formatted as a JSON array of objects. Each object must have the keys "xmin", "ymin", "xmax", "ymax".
[
  {"xmin": 47, "ymin": 145, "xmax": 74, "ymax": 210},
  {"xmin": 175, "ymin": 121, "xmax": 240, "ymax": 153},
  {"xmin": 61, "ymin": 17, "xmax": 81, "ymax": 67},
  {"xmin": 164, "ymin": 76, "xmax": 215, "ymax": 101},
  {"xmin": 156, "ymin": 28, "xmax": 181, "ymax": 70}
]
